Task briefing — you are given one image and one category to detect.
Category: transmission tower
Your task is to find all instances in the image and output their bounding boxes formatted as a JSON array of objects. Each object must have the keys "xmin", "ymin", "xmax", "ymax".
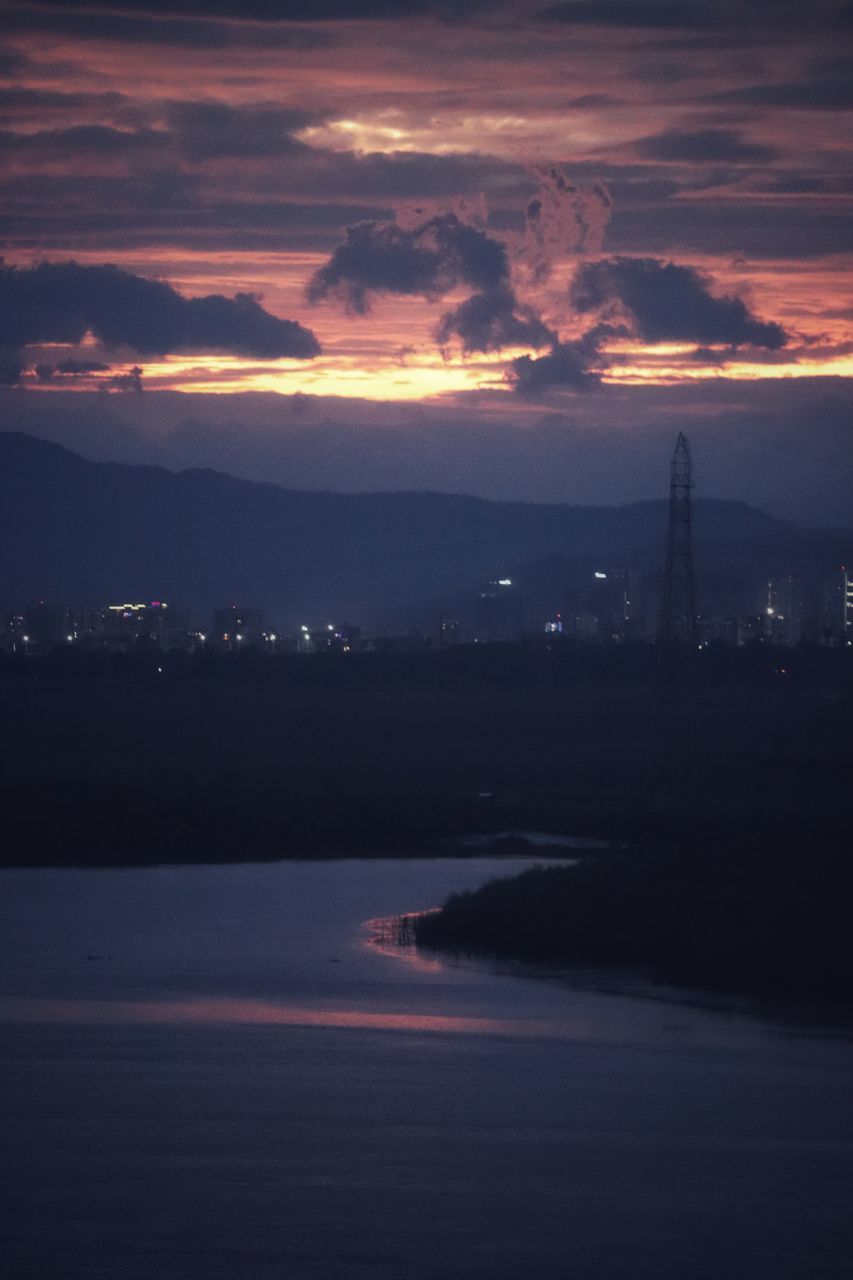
[{"xmin": 659, "ymin": 432, "xmax": 697, "ymax": 645}]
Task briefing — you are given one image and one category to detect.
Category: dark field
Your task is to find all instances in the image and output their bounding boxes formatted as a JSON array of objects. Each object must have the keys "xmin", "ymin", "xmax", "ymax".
[{"xmin": 1, "ymin": 646, "xmax": 850, "ymax": 866}]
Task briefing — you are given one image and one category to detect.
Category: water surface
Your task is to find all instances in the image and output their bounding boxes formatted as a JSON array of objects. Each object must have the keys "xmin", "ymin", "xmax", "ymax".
[{"xmin": 1, "ymin": 859, "xmax": 851, "ymax": 1279}]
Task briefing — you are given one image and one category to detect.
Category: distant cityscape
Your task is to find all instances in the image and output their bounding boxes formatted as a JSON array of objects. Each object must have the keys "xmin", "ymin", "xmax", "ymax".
[{"xmin": 2, "ymin": 566, "xmax": 851, "ymax": 657}]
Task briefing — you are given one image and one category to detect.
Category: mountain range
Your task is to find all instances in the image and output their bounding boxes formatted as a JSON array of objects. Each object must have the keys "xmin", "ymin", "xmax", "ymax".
[{"xmin": 1, "ymin": 431, "xmax": 849, "ymax": 629}]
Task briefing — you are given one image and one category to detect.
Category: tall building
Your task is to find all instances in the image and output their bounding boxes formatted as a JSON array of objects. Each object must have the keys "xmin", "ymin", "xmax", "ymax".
[
  {"xmin": 565, "ymin": 569, "xmax": 647, "ymax": 642},
  {"xmin": 23, "ymin": 602, "xmax": 61, "ymax": 650},
  {"xmin": 843, "ymin": 566, "xmax": 853, "ymax": 640},
  {"xmin": 475, "ymin": 578, "xmax": 523, "ymax": 642},
  {"xmin": 103, "ymin": 601, "xmax": 190, "ymax": 649},
  {"xmin": 764, "ymin": 576, "xmax": 805, "ymax": 647},
  {"xmin": 63, "ymin": 604, "xmax": 105, "ymax": 644}
]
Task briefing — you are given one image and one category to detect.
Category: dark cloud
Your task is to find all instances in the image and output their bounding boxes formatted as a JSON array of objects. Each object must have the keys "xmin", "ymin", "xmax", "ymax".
[
  {"xmin": 537, "ymin": 2, "xmax": 711, "ymax": 28},
  {"xmin": 36, "ymin": 359, "xmax": 112, "ymax": 382},
  {"xmin": 563, "ymin": 94, "xmax": 626, "ymax": 109},
  {"xmin": 570, "ymin": 257, "xmax": 788, "ymax": 348},
  {"xmin": 0, "ymin": 47, "xmax": 33, "ymax": 77},
  {"xmin": 0, "ymin": 174, "xmax": 394, "ymax": 252},
  {"xmin": 1, "ymin": 6, "xmax": 332, "ymax": 50},
  {"xmin": 306, "ymin": 213, "xmax": 508, "ymax": 314},
  {"xmin": 508, "ymin": 329, "xmax": 611, "ymax": 396},
  {"xmin": 0, "ymin": 260, "xmax": 321, "ymax": 364},
  {"xmin": 292, "ymin": 150, "xmax": 520, "ymax": 204},
  {"xmin": 0, "ymin": 124, "xmax": 167, "ymax": 153},
  {"xmin": 107, "ymin": 365, "xmax": 144, "ymax": 393},
  {"xmin": 537, "ymin": 1, "xmax": 853, "ymax": 34},
  {"xmin": 437, "ymin": 287, "xmax": 554, "ymax": 354},
  {"xmin": 0, "ymin": 87, "xmax": 130, "ymax": 113},
  {"xmin": 608, "ymin": 200, "xmax": 853, "ymax": 258},
  {"xmin": 707, "ymin": 75, "xmax": 853, "ymax": 110},
  {"xmin": 165, "ymin": 101, "xmax": 317, "ymax": 160},
  {"xmin": 16, "ymin": 0, "xmax": 491, "ymax": 22},
  {"xmin": 0, "ymin": 142, "xmax": 519, "ymax": 249},
  {"xmin": 0, "ymin": 349, "xmax": 24, "ymax": 385},
  {"xmin": 635, "ymin": 129, "xmax": 778, "ymax": 165}
]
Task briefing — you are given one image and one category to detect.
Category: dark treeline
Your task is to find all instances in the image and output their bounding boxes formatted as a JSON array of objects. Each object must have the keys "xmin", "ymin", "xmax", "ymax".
[{"xmin": 413, "ymin": 845, "xmax": 853, "ymax": 1002}]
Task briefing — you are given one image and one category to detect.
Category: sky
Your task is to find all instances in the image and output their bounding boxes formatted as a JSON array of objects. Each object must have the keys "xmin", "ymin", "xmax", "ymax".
[{"xmin": 1, "ymin": 0, "xmax": 852, "ymax": 523}]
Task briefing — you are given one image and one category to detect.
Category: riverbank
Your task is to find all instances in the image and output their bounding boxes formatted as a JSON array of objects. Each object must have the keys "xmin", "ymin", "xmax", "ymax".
[{"xmin": 413, "ymin": 843, "xmax": 853, "ymax": 1002}]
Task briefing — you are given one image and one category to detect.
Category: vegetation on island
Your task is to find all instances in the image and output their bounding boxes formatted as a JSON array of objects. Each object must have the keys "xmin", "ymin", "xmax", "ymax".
[{"xmin": 413, "ymin": 843, "xmax": 853, "ymax": 1001}]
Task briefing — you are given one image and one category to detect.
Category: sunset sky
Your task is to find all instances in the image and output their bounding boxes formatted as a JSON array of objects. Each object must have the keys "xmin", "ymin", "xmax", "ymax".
[{"xmin": 1, "ymin": 0, "xmax": 852, "ymax": 521}]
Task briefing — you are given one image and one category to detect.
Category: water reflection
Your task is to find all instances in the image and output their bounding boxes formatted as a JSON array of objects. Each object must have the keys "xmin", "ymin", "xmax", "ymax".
[{"xmin": 0, "ymin": 995, "xmax": 521, "ymax": 1036}]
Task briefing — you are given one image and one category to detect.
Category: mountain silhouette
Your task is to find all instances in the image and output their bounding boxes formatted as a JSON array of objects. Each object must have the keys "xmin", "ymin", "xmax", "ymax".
[{"xmin": 1, "ymin": 431, "xmax": 848, "ymax": 629}]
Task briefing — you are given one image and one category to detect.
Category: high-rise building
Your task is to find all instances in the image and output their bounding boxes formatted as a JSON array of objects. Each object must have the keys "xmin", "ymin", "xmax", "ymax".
[
  {"xmin": 565, "ymin": 569, "xmax": 647, "ymax": 642},
  {"xmin": 764, "ymin": 576, "xmax": 805, "ymax": 647},
  {"xmin": 103, "ymin": 601, "xmax": 190, "ymax": 649},
  {"xmin": 475, "ymin": 578, "xmax": 523, "ymax": 642},
  {"xmin": 843, "ymin": 566, "xmax": 853, "ymax": 640}
]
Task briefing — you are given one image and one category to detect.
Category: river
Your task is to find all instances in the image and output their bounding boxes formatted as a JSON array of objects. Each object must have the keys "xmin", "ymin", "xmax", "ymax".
[{"xmin": 1, "ymin": 858, "xmax": 851, "ymax": 1279}]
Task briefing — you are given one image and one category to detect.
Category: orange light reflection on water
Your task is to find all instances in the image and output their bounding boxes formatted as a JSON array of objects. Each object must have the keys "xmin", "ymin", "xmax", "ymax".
[
  {"xmin": 0, "ymin": 996, "xmax": 522, "ymax": 1037},
  {"xmin": 363, "ymin": 910, "xmax": 446, "ymax": 974}
]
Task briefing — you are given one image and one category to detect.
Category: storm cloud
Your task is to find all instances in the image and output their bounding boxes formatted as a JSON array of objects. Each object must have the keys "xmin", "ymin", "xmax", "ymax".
[
  {"xmin": 635, "ymin": 128, "xmax": 778, "ymax": 165},
  {"xmin": 508, "ymin": 327, "xmax": 618, "ymax": 395},
  {"xmin": 570, "ymin": 257, "xmax": 788, "ymax": 348},
  {"xmin": 437, "ymin": 287, "xmax": 555, "ymax": 354},
  {"xmin": 0, "ymin": 260, "xmax": 321, "ymax": 364},
  {"xmin": 306, "ymin": 212, "xmax": 509, "ymax": 314}
]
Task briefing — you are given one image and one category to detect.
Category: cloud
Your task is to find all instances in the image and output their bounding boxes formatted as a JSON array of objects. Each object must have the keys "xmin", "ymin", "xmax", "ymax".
[
  {"xmin": 522, "ymin": 168, "xmax": 612, "ymax": 284},
  {"xmin": 437, "ymin": 286, "xmax": 555, "ymax": 354},
  {"xmin": 607, "ymin": 200, "xmax": 853, "ymax": 259},
  {"xmin": 165, "ymin": 101, "xmax": 318, "ymax": 160},
  {"xmin": 0, "ymin": 88, "xmax": 131, "ymax": 118},
  {"xmin": 0, "ymin": 261, "xmax": 321, "ymax": 371},
  {"xmin": 706, "ymin": 75, "xmax": 853, "ymax": 111},
  {"xmin": 0, "ymin": 124, "xmax": 167, "ymax": 154},
  {"xmin": 0, "ymin": 349, "xmax": 23, "ymax": 385},
  {"xmin": 306, "ymin": 212, "xmax": 508, "ymax": 313},
  {"xmin": 35, "ymin": 359, "xmax": 112, "ymax": 382},
  {"xmin": 0, "ymin": 47, "xmax": 36, "ymax": 77},
  {"xmin": 537, "ymin": 1, "xmax": 853, "ymax": 36},
  {"xmin": 634, "ymin": 129, "xmax": 778, "ymax": 165},
  {"xmin": 536, "ymin": 2, "xmax": 710, "ymax": 28},
  {"xmin": 17, "ymin": 0, "xmax": 491, "ymax": 22},
  {"xmin": 1, "ymin": 6, "xmax": 332, "ymax": 49},
  {"xmin": 508, "ymin": 327, "xmax": 616, "ymax": 395},
  {"xmin": 570, "ymin": 257, "xmax": 788, "ymax": 348}
]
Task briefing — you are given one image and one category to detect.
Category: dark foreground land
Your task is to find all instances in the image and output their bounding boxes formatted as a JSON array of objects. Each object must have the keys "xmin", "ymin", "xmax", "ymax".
[{"xmin": 0, "ymin": 643, "xmax": 850, "ymax": 867}]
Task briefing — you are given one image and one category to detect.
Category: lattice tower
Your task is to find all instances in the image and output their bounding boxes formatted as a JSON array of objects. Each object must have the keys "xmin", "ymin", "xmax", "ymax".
[{"xmin": 659, "ymin": 432, "xmax": 697, "ymax": 645}]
